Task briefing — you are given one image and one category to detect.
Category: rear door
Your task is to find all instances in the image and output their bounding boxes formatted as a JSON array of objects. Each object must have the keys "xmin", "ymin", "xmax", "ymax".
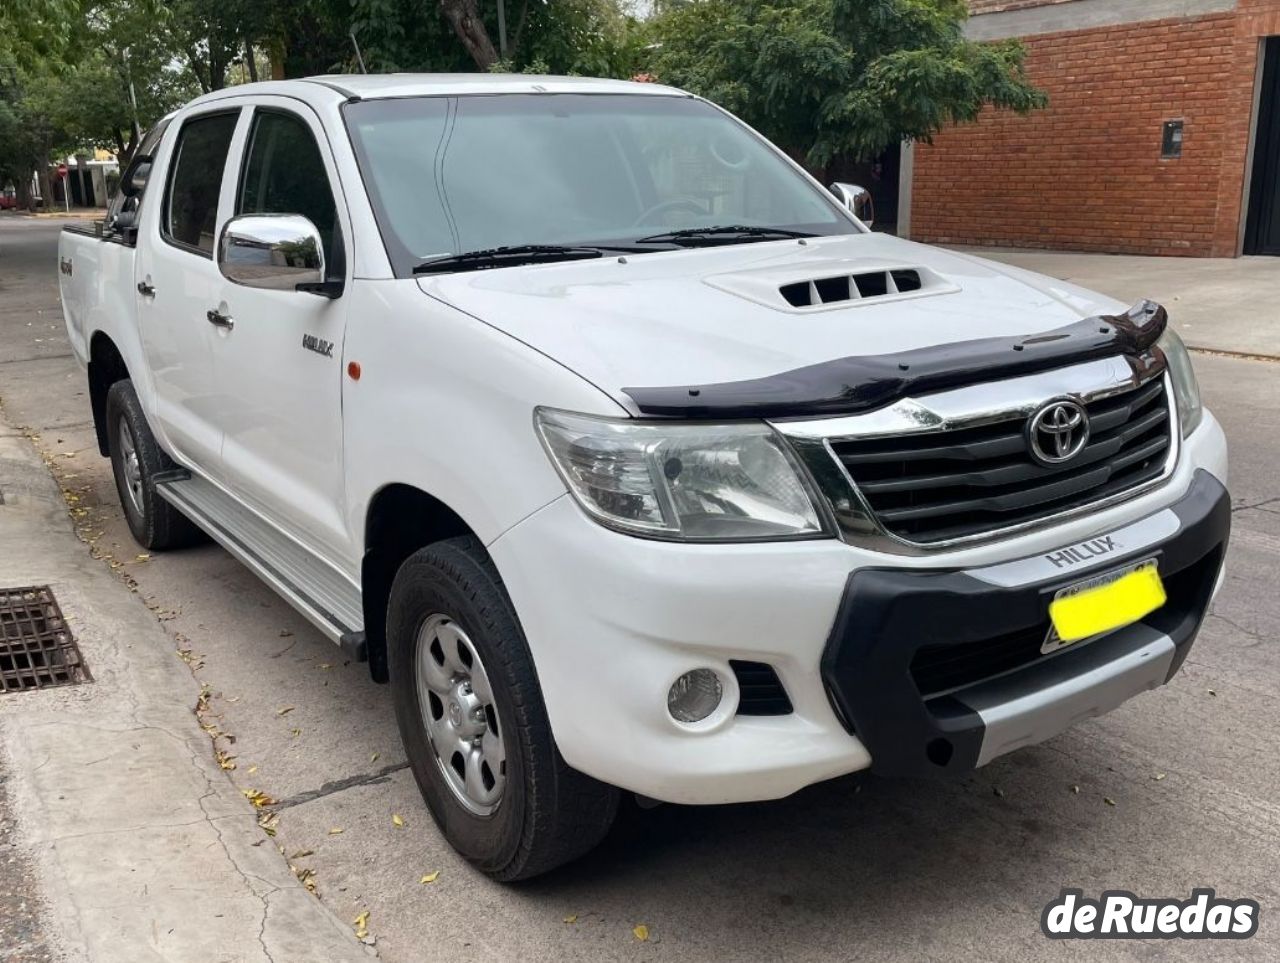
[
  {"xmin": 208, "ymin": 99, "xmax": 353, "ymax": 565},
  {"xmin": 136, "ymin": 107, "xmax": 242, "ymax": 472}
]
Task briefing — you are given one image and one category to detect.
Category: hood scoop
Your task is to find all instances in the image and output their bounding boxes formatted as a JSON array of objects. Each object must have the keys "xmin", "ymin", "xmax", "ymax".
[
  {"xmin": 705, "ymin": 261, "xmax": 958, "ymax": 313},
  {"xmin": 706, "ymin": 259, "xmax": 957, "ymax": 312}
]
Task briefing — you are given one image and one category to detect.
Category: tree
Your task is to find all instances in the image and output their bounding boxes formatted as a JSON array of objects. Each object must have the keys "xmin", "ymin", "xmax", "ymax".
[
  {"xmin": 354, "ymin": 0, "xmax": 640, "ymax": 77},
  {"xmin": 647, "ymin": 0, "xmax": 1046, "ymax": 166},
  {"xmin": 0, "ymin": 0, "xmax": 192, "ymax": 205},
  {"xmin": 441, "ymin": 0, "xmax": 499, "ymax": 69}
]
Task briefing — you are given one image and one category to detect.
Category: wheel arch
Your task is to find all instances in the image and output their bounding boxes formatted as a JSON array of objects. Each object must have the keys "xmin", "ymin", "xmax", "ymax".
[
  {"xmin": 361, "ymin": 483, "xmax": 477, "ymax": 683},
  {"xmin": 88, "ymin": 331, "xmax": 131, "ymax": 456}
]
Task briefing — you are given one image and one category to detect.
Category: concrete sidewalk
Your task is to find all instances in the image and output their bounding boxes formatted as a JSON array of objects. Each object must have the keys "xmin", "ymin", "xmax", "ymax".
[
  {"xmin": 968, "ymin": 248, "xmax": 1280, "ymax": 358},
  {"xmin": 0, "ymin": 418, "xmax": 369, "ymax": 963}
]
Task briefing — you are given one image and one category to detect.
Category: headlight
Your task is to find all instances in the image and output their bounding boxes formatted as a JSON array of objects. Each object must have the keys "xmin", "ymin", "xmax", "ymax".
[
  {"xmin": 535, "ymin": 408, "xmax": 827, "ymax": 541},
  {"xmin": 1158, "ymin": 330, "xmax": 1203, "ymax": 437}
]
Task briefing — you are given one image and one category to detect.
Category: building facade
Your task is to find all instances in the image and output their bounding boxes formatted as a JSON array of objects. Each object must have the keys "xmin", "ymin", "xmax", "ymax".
[{"xmin": 903, "ymin": 0, "xmax": 1280, "ymax": 257}]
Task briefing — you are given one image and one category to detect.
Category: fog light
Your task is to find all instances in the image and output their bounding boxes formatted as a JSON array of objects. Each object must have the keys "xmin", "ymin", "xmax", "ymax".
[{"xmin": 667, "ymin": 669, "xmax": 723, "ymax": 723}]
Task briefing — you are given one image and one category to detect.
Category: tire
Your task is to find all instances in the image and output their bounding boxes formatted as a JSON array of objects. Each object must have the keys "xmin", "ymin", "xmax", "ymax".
[
  {"xmin": 105, "ymin": 379, "xmax": 203, "ymax": 551},
  {"xmin": 387, "ymin": 536, "xmax": 619, "ymax": 881}
]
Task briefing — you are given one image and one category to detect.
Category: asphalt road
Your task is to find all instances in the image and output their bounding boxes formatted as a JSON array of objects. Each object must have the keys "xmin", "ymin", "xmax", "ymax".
[{"xmin": 2, "ymin": 213, "xmax": 1279, "ymax": 961}]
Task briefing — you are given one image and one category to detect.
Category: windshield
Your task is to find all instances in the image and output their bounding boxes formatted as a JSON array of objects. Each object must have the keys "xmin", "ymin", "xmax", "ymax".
[{"xmin": 343, "ymin": 93, "xmax": 854, "ymax": 274}]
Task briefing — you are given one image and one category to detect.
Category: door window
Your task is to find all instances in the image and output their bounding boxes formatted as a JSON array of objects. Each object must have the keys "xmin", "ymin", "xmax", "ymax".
[
  {"xmin": 162, "ymin": 111, "xmax": 239, "ymax": 256},
  {"xmin": 238, "ymin": 109, "xmax": 339, "ymax": 268}
]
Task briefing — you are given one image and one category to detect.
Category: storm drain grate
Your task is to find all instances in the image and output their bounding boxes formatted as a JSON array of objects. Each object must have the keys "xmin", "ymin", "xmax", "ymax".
[{"xmin": 0, "ymin": 586, "xmax": 91, "ymax": 693}]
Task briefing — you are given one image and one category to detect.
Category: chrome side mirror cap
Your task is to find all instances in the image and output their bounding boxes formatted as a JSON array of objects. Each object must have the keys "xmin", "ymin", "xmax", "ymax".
[
  {"xmin": 218, "ymin": 214, "xmax": 335, "ymax": 295},
  {"xmin": 829, "ymin": 182, "xmax": 874, "ymax": 227}
]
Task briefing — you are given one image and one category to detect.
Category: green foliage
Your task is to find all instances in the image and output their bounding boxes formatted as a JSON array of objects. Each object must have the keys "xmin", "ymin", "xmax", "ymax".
[
  {"xmin": 648, "ymin": 0, "xmax": 1046, "ymax": 164},
  {"xmin": 353, "ymin": 0, "xmax": 642, "ymax": 77}
]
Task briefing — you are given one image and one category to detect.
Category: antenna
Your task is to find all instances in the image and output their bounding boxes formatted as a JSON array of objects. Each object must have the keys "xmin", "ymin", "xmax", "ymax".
[{"xmin": 350, "ymin": 29, "xmax": 368, "ymax": 74}]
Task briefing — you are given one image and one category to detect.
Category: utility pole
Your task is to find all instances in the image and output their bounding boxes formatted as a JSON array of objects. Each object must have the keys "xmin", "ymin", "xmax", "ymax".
[{"xmin": 122, "ymin": 47, "xmax": 141, "ymax": 150}]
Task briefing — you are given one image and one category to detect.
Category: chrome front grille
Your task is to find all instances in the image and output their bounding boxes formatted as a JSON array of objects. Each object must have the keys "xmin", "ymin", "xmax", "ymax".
[
  {"xmin": 777, "ymin": 358, "xmax": 1178, "ymax": 552},
  {"xmin": 828, "ymin": 377, "xmax": 1171, "ymax": 544}
]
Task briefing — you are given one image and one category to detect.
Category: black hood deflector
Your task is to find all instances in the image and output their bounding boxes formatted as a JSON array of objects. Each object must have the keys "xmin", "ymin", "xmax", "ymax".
[{"xmin": 622, "ymin": 300, "xmax": 1169, "ymax": 420}]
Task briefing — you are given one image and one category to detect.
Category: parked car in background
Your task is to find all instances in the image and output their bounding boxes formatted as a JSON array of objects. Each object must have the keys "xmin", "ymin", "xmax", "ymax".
[{"xmin": 57, "ymin": 74, "xmax": 1229, "ymax": 880}]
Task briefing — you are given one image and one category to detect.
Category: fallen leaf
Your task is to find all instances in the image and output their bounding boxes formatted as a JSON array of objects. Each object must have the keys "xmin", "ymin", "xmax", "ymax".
[
  {"xmin": 370, "ymin": 752, "xmax": 379, "ymax": 763},
  {"xmin": 279, "ymin": 629, "xmax": 293, "ymax": 637},
  {"xmin": 328, "ymin": 827, "xmax": 344, "ymax": 835},
  {"xmin": 992, "ymin": 787, "xmax": 1004, "ymax": 798},
  {"xmin": 242, "ymin": 788, "xmax": 277, "ymax": 809},
  {"xmin": 420, "ymin": 871, "xmax": 440, "ymax": 884},
  {"xmin": 290, "ymin": 727, "xmax": 302, "ymax": 738},
  {"xmin": 1070, "ymin": 785, "xmax": 1080, "ymax": 794},
  {"xmin": 248, "ymin": 765, "xmax": 259, "ymax": 774},
  {"xmin": 563, "ymin": 914, "xmax": 578, "ymax": 924},
  {"xmin": 290, "ymin": 849, "xmax": 315, "ymax": 859},
  {"xmin": 215, "ymin": 749, "xmax": 236, "ymax": 771},
  {"xmin": 353, "ymin": 910, "xmax": 370, "ymax": 939},
  {"xmin": 633, "ymin": 924, "xmax": 649, "ymax": 942},
  {"xmin": 135, "ymin": 554, "xmax": 150, "ymax": 562},
  {"xmin": 1153, "ymin": 773, "xmax": 1166, "ymax": 781},
  {"xmin": 277, "ymin": 706, "xmax": 295, "ymax": 716},
  {"xmin": 1104, "ymin": 797, "xmax": 1117, "ymax": 807},
  {"xmin": 392, "ymin": 814, "xmax": 404, "ymax": 828},
  {"xmin": 319, "ymin": 663, "xmax": 333, "ymax": 670},
  {"xmin": 1208, "ymin": 688, "xmax": 1217, "ymax": 697}
]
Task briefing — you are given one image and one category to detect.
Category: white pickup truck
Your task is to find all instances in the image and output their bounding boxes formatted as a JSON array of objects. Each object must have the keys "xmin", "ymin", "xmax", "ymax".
[{"xmin": 58, "ymin": 74, "xmax": 1229, "ymax": 880}]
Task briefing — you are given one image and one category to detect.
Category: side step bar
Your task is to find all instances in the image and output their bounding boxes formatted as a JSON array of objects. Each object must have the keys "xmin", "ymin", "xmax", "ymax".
[{"xmin": 155, "ymin": 473, "xmax": 366, "ymax": 659}]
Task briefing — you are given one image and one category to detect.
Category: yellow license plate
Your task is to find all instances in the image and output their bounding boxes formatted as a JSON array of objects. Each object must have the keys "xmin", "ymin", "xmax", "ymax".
[{"xmin": 1047, "ymin": 560, "xmax": 1167, "ymax": 646}]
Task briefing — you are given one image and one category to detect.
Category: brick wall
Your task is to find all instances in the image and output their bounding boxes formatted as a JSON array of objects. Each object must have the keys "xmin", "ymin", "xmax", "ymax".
[{"xmin": 912, "ymin": 5, "xmax": 1276, "ymax": 256}]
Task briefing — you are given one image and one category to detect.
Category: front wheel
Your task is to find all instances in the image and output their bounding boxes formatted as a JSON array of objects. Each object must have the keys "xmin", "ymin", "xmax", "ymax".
[{"xmin": 387, "ymin": 536, "xmax": 618, "ymax": 881}]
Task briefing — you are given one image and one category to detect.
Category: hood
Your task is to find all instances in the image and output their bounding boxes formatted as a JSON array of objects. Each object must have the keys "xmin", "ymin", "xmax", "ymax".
[{"xmin": 417, "ymin": 233, "xmax": 1130, "ymax": 411}]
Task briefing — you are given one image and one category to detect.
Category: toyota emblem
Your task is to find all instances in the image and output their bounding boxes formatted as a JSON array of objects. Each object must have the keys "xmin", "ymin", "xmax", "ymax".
[{"xmin": 1027, "ymin": 400, "xmax": 1090, "ymax": 466}]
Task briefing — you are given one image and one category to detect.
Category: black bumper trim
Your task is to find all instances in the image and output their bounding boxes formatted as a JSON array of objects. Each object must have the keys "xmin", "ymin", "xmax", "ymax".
[{"xmin": 821, "ymin": 470, "xmax": 1230, "ymax": 778}]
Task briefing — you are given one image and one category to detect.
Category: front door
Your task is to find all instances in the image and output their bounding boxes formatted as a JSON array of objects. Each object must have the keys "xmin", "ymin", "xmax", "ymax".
[
  {"xmin": 209, "ymin": 100, "xmax": 353, "ymax": 567},
  {"xmin": 1245, "ymin": 37, "xmax": 1280, "ymax": 256},
  {"xmin": 136, "ymin": 107, "xmax": 242, "ymax": 472}
]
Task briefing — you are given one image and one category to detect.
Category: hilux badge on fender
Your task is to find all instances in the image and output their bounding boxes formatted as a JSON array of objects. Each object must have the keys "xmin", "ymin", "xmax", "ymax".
[
  {"xmin": 302, "ymin": 334, "xmax": 334, "ymax": 358},
  {"xmin": 1027, "ymin": 399, "xmax": 1090, "ymax": 466}
]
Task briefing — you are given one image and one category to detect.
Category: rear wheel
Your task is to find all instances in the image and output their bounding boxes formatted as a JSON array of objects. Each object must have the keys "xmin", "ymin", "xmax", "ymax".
[
  {"xmin": 105, "ymin": 380, "xmax": 203, "ymax": 550},
  {"xmin": 387, "ymin": 536, "xmax": 618, "ymax": 880}
]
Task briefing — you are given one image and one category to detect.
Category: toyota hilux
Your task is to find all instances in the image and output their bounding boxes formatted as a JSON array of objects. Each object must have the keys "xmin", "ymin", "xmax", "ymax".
[{"xmin": 56, "ymin": 74, "xmax": 1229, "ymax": 880}]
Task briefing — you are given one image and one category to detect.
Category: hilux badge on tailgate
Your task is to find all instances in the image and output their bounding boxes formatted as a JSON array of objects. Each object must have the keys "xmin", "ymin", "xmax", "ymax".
[{"xmin": 1027, "ymin": 399, "xmax": 1089, "ymax": 466}]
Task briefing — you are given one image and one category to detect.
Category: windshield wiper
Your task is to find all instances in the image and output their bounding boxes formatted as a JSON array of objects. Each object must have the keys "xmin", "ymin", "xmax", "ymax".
[
  {"xmin": 633, "ymin": 225, "xmax": 817, "ymax": 247},
  {"xmin": 413, "ymin": 244, "xmax": 630, "ymax": 275}
]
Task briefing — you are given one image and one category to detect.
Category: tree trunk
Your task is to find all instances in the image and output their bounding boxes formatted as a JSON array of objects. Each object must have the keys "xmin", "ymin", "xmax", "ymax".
[
  {"xmin": 440, "ymin": 0, "xmax": 500, "ymax": 70},
  {"xmin": 245, "ymin": 36, "xmax": 259, "ymax": 82},
  {"xmin": 37, "ymin": 165, "xmax": 54, "ymax": 213},
  {"xmin": 16, "ymin": 176, "xmax": 34, "ymax": 212}
]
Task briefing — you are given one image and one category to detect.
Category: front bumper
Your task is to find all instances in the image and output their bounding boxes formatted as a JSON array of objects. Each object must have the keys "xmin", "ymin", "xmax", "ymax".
[
  {"xmin": 822, "ymin": 468, "xmax": 1229, "ymax": 777},
  {"xmin": 489, "ymin": 412, "xmax": 1228, "ymax": 805}
]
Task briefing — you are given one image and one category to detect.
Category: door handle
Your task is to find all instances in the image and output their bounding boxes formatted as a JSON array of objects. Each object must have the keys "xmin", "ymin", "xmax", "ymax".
[
  {"xmin": 206, "ymin": 309, "xmax": 234, "ymax": 330},
  {"xmin": 136, "ymin": 281, "xmax": 155, "ymax": 298}
]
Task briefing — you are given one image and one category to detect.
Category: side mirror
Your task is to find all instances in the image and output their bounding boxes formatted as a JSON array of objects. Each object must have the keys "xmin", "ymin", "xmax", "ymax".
[
  {"xmin": 829, "ymin": 182, "xmax": 874, "ymax": 227},
  {"xmin": 121, "ymin": 157, "xmax": 152, "ymax": 198},
  {"xmin": 218, "ymin": 214, "xmax": 336, "ymax": 296}
]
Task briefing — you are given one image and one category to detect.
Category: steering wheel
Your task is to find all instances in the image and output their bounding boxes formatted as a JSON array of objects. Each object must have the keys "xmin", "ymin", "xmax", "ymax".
[{"xmin": 632, "ymin": 197, "xmax": 708, "ymax": 228}]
